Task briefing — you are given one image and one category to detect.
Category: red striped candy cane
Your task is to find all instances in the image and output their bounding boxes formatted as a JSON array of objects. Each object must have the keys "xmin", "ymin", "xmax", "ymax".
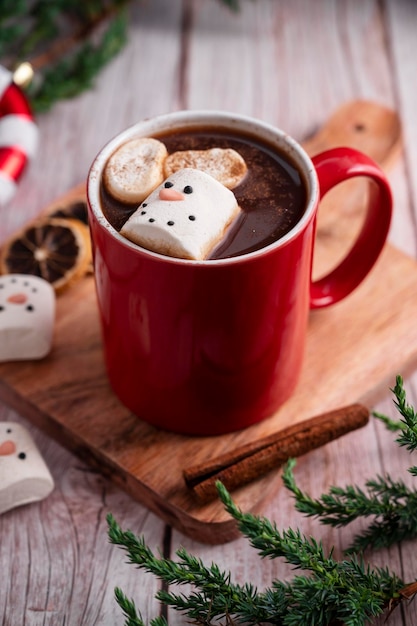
[{"xmin": 0, "ymin": 66, "xmax": 38, "ymax": 207}]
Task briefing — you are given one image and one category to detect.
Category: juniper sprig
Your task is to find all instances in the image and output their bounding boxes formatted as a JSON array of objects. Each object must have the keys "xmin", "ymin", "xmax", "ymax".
[
  {"xmin": 219, "ymin": 483, "xmax": 403, "ymax": 626},
  {"xmin": 283, "ymin": 376, "xmax": 417, "ymax": 553},
  {"xmin": 0, "ymin": 0, "xmax": 129, "ymax": 112},
  {"xmin": 25, "ymin": 10, "xmax": 128, "ymax": 113},
  {"xmin": 107, "ymin": 488, "xmax": 405, "ymax": 626},
  {"xmin": 113, "ymin": 587, "xmax": 154, "ymax": 626},
  {"xmin": 108, "ymin": 512, "xmax": 267, "ymax": 625},
  {"xmin": 0, "ymin": 0, "xmax": 243, "ymax": 112},
  {"xmin": 375, "ymin": 375, "xmax": 417, "ymax": 475},
  {"xmin": 107, "ymin": 376, "xmax": 417, "ymax": 625},
  {"xmin": 283, "ymin": 459, "xmax": 417, "ymax": 554}
]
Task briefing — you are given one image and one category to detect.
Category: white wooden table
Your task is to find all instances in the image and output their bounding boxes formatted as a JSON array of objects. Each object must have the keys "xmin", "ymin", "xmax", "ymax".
[{"xmin": 2, "ymin": 1, "xmax": 417, "ymax": 624}]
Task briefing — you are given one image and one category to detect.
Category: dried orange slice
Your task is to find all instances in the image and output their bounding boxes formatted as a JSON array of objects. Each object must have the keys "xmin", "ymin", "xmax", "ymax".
[
  {"xmin": 41, "ymin": 183, "xmax": 87, "ymax": 225},
  {"xmin": 0, "ymin": 217, "xmax": 91, "ymax": 294},
  {"xmin": 46, "ymin": 199, "xmax": 93, "ymax": 274},
  {"xmin": 48, "ymin": 200, "xmax": 89, "ymax": 225}
]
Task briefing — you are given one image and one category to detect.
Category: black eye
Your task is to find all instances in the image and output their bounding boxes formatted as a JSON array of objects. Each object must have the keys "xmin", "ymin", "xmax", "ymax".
[
  {"xmin": 149, "ymin": 218, "xmax": 155, "ymax": 223},
  {"xmin": 0, "ymin": 306, "xmax": 4, "ymax": 312},
  {"xmin": 141, "ymin": 210, "xmax": 146, "ymax": 215},
  {"xmin": 164, "ymin": 181, "xmax": 174, "ymax": 188},
  {"xmin": 26, "ymin": 305, "xmax": 34, "ymax": 312},
  {"xmin": 167, "ymin": 221, "xmax": 174, "ymax": 226},
  {"xmin": 183, "ymin": 186, "xmax": 193, "ymax": 194},
  {"xmin": 142, "ymin": 203, "xmax": 147, "ymax": 208},
  {"xmin": 18, "ymin": 452, "xmax": 26, "ymax": 460},
  {"xmin": 188, "ymin": 215, "xmax": 196, "ymax": 221},
  {"xmin": 6, "ymin": 428, "xmax": 12, "ymax": 433}
]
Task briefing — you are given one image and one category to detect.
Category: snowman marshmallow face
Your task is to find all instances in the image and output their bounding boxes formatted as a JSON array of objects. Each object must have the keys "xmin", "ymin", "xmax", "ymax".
[
  {"xmin": 0, "ymin": 274, "xmax": 55, "ymax": 362},
  {"xmin": 120, "ymin": 168, "xmax": 240, "ymax": 260},
  {"xmin": 0, "ymin": 422, "xmax": 54, "ymax": 514}
]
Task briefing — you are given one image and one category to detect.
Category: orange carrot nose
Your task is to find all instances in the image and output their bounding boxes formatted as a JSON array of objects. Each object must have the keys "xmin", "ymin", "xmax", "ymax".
[
  {"xmin": 0, "ymin": 440, "xmax": 16, "ymax": 455},
  {"xmin": 7, "ymin": 293, "xmax": 28, "ymax": 304},
  {"xmin": 159, "ymin": 188, "xmax": 184, "ymax": 201}
]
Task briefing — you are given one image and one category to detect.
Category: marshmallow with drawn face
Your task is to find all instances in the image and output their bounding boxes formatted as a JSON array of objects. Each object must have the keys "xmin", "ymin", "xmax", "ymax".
[
  {"xmin": 0, "ymin": 422, "xmax": 54, "ymax": 514},
  {"xmin": 0, "ymin": 274, "xmax": 55, "ymax": 361},
  {"xmin": 120, "ymin": 168, "xmax": 240, "ymax": 260}
]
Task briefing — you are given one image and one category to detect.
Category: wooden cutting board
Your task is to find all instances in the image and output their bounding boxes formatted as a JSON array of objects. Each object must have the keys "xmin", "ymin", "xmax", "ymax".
[{"xmin": 0, "ymin": 100, "xmax": 413, "ymax": 544}]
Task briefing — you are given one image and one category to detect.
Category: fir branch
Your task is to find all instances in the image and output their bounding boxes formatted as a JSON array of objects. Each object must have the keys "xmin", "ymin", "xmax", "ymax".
[
  {"xmin": 108, "ymin": 512, "xmax": 268, "ymax": 625},
  {"xmin": 114, "ymin": 587, "xmax": 150, "ymax": 626},
  {"xmin": 106, "ymin": 377, "xmax": 417, "ymax": 625},
  {"xmin": 1, "ymin": 0, "xmax": 245, "ymax": 111},
  {"xmin": 374, "ymin": 375, "xmax": 417, "ymax": 475},
  {"xmin": 25, "ymin": 9, "xmax": 128, "ymax": 112},
  {"xmin": 0, "ymin": 0, "xmax": 127, "ymax": 61},
  {"xmin": 219, "ymin": 0, "xmax": 242, "ymax": 10},
  {"xmin": 372, "ymin": 411, "xmax": 404, "ymax": 432},
  {"xmin": 282, "ymin": 460, "xmax": 417, "ymax": 553},
  {"xmin": 391, "ymin": 375, "xmax": 417, "ymax": 453},
  {"xmin": 283, "ymin": 377, "xmax": 417, "ymax": 552},
  {"xmin": 107, "ymin": 491, "xmax": 405, "ymax": 626},
  {"xmin": 374, "ymin": 376, "xmax": 417, "ymax": 445},
  {"xmin": 1, "ymin": 0, "xmax": 130, "ymax": 111},
  {"xmin": 218, "ymin": 483, "xmax": 403, "ymax": 625}
]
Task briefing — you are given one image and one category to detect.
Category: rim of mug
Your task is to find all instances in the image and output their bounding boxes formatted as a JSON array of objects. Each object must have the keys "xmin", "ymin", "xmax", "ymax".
[{"xmin": 87, "ymin": 110, "xmax": 319, "ymax": 266}]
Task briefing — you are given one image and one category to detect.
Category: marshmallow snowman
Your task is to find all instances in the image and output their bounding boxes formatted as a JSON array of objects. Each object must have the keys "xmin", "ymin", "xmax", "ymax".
[
  {"xmin": 0, "ymin": 422, "xmax": 54, "ymax": 514},
  {"xmin": 120, "ymin": 168, "xmax": 240, "ymax": 260},
  {"xmin": 0, "ymin": 274, "xmax": 55, "ymax": 362}
]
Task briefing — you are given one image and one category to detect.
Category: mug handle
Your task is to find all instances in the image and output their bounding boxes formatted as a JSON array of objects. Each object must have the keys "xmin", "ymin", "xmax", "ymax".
[{"xmin": 310, "ymin": 147, "xmax": 393, "ymax": 308}]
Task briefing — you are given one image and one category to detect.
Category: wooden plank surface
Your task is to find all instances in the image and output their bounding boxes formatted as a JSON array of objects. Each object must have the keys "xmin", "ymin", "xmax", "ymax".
[{"xmin": 2, "ymin": 1, "xmax": 417, "ymax": 624}]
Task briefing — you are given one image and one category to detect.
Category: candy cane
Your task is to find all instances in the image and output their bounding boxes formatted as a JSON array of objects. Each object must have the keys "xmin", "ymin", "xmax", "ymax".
[{"xmin": 0, "ymin": 66, "xmax": 38, "ymax": 207}]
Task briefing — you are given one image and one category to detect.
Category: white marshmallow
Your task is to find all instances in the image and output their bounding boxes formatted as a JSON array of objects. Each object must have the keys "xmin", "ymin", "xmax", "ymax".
[
  {"xmin": 0, "ymin": 422, "xmax": 54, "ymax": 514},
  {"xmin": 120, "ymin": 168, "xmax": 240, "ymax": 260},
  {"xmin": 103, "ymin": 137, "xmax": 168, "ymax": 204},
  {"xmin": 164, "ymin": 147, "xmax": 248, "ymax": 189},
  {"xmin": 0, "ymin": 274, "xmax": 55, "ymax": 361}
]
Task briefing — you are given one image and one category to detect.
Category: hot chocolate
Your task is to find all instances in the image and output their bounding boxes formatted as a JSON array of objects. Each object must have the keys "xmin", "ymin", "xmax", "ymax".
[
  {"xmin": 100, "ymin": 127, "xmax": 307, "ymax": 260},
  {"xmin": 87, "ymin": 110, "xmax": 392, "ymax": 434}
]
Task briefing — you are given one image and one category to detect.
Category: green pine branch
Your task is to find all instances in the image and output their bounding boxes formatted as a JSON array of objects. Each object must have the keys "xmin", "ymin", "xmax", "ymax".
[
  {"xmin": 378, "ymin": 375, "xmax": 417, "ymax": 475},
  {"xmin": 113, "ymin": 587, "xmax": 151, "ymax": 626},
  {"xmin": 283, "ymin": 460, "xmax": 417, "ymax": 554},
  {"xmin": 220, "ymin": 0, "xmax": 242, "ymax": 10},
  {"xmin": 374, "ymin": 376, "xmax": 417, "ymax": 449},
  {"xmin": 25, "ymin": 10, "xmax": 128, "ymax": 112},
  {"xmin": 219, "ymin": 484, "xmax": 403, "ymax": 626},
  {"xmin": 282, "ymin": 375, "xmax": 417, "ymax": 553},
  {"xmin": 108, "ymin": 512, "xmax": 269, "ymax": 625},
  {"xmin": 0, "ymin": 0, "xmax": 128, "ymax": 60},
  {"xmin": 0, "ymin": 0, "xmax": 130, "ymax": 112},
  {"xmin": 0, "ymin": 0, "xmax": 245, "ymax": 112},
  {"xmin": 107, "ymin": 485, "xmax": 405, "ymax": 626},
  {"xmin": 106, "ymin": 375, "xmax": 417, "ymax": 625}
]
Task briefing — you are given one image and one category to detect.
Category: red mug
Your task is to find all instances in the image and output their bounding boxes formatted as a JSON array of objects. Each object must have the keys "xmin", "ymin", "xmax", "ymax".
[{"xmin": 87, "ymin": 111, "xmax": 392, "ymax": 436}]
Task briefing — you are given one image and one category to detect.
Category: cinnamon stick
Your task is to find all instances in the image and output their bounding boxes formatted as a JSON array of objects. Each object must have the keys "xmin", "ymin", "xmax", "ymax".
[{"xmin": 184, "ymin": 404, "xmax": 369, "ymax": 502}]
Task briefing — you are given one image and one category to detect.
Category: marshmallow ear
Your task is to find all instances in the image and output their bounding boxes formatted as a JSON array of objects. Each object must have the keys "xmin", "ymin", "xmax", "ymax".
[
  {"xmin": 103, "ymin": 137, "xmax": 168, "ymax": 203},
  {"xmin": 0, "ymin": 274, "xmax": 55, "ymax": 362},
  {"xmin": 0, "ymin": 422, "xmax": 54, "ymax": 514},
  {"xmin": 164, "ymin": 148, "xmax": 247, "ymax": 189},
  {"xmin": 121, "ymin": 168, "xmax": 240, "ymax": 260}
]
